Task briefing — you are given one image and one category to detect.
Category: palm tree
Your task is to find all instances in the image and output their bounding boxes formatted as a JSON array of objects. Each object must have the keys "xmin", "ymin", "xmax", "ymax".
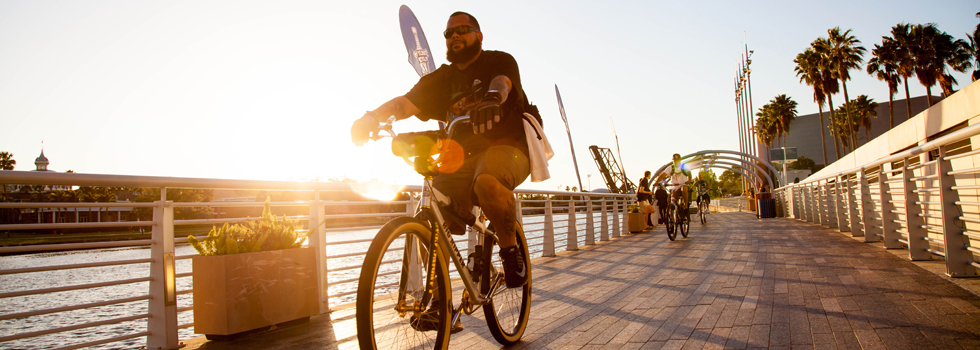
[
  {"xmin": 887, "ymin": 24, "xmax": 917, "ymax": 120},
  {"xmin": 812, "ymin": 38, "xmax": 843, "ymax": 160},
  {"xmin": 909, "ymin": 23, "xmax": 973, "ymax": 105},
  {"xmin": 969, "ymin": 12, "xmax": 980, "ymax": 81},
  {"xmin": 794, "ymin": 49, "xmax": 830, "ymax": 164},
  {"xmin": 0, "ymin": 152, "xmax": 14, "ymax": 170},
  {"xmin": 849, "ymin": 95, "xmax": 879, "ymax": 142},
  {"xmin": 770, "ymin": 94, "xmax": 798, "ymax": 147},
  {"xmin": 816, "ymin": 27, "xmax": 866, "ymax": 145},
  {"xmin": 753, "ymin": 106, "xmax": 778, "ymax": 148},
  {"xmin": 867, "ymin": 41, "xmax": 901, "ymax": 128}
]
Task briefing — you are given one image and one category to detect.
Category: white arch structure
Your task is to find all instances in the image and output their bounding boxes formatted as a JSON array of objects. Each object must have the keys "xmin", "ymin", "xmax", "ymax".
[{"xmin": 652, "ymin": 150, "xmax": 781, "ymax": 190}]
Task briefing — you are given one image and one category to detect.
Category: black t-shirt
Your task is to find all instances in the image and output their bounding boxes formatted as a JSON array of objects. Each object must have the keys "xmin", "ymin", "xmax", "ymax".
[
  {"xmin": 637, "ymin": 177, "xmax": 652, "ymax": 202},
  {"xmin": 655, "ymin": 187, "xmax": 669, "ymax": 207},
  {"xmin": 404, "ymin": 50, "xmax": 528, "ymax": 156}
]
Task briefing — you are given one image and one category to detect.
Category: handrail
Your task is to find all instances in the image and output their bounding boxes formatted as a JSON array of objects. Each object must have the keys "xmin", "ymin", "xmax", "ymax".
[
  {"xmin": 785, "ymin": 121, "xmax": 980, "ymax": 188},
  {"xmin": 0, "ymin": 169, "xmax": 634, "ymax": 349}
]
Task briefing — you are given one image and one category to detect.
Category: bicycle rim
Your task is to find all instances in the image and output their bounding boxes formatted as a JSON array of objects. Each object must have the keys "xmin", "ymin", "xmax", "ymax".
[
  {"xmin": 356, "ymin": 217, "xmax": 451, "ymax": 350},
  {"xmin": 482, "ymin": 221, "xmax": 531, "ymax": 345},
  {"xmin": 681, "ymin": 210, "xmax": 690, "ymax": 237},
  {"xmin": 666, "ymin": 208, "xmax": 676, "ymax": 241}
]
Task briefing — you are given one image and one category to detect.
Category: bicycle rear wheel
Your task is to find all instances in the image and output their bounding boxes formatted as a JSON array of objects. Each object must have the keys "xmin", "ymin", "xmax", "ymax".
[
  {"xmin": 482, "ymin": 221, "xmax": 532, "ymax": 345},
  {"xmin": 356, "ymin": 217, "xmax": 452, "ymax": 350},
  {"xmin": 665, "ymin": 206, "xmax": 676, "ymax": 241}
]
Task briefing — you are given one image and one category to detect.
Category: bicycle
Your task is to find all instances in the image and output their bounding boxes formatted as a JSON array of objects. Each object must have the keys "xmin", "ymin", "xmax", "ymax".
[
  {"xmin": 670, "ymin": 188, "xmax": 690, "ymax": 239},
  {"xmin": 355, "ymin": 116, "xmax": 532, "ymax": 349},
  {"xmin": 663, "ymin": 202, "xmax": 676, "ymax": 241},
  {"xmin": 698, "ymin": 194, "xmax": 708, "ymax": 225}
]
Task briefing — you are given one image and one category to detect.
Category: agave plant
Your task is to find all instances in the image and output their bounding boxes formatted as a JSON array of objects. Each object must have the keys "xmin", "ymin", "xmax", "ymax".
[{"xmin": 189, "ymin": 198, "xmax": 314, "ymax": 256}]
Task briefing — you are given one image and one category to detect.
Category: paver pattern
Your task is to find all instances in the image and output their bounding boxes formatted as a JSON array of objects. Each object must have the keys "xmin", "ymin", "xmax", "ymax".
[{"xmin": 185, "ymin": 212, "xmax": 980, "ymax": 349}]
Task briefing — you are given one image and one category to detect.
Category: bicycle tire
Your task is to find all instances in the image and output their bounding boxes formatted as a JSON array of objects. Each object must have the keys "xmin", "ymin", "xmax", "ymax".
[
  {"xmin": 482, "ymin": 221, "xmax": 532, "ymax": 345},
  {"xmin": 699, "ymin": 202, "xmax": 707, "ymax": 224},
  {"xmin": 680, "ymin": 206, "xmax": 690, "ymax": 238},
  {"xmin": 356, "ymin": 217, "xmax": 452, "ymax": 350},
  {"xmin": 665, "ymin": 205, "xmax": 676, "ymax": 241}
]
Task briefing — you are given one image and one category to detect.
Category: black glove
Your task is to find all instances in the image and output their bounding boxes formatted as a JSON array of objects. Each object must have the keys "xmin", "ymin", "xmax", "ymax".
[
  {"xmin": 351, "ymin": 112, "xmax": 379, "ymax": 146},
  {"xmin": 473, "ymin": 91, "xmax": 503, "ymax": 134}
]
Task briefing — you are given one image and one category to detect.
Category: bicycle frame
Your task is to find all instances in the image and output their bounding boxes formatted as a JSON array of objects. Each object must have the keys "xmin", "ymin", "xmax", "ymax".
[{"xmin": 399, "ymin": 175, "xmax": 501, "ymax": 310}]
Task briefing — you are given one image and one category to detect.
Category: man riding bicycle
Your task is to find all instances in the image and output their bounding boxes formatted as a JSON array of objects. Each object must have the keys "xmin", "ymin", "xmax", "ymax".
[
  {"xmin": 694, "ymin": 177, "xmax": 710, "ymax": 210},
  {"xmin": 656, "ymin": 153, "xmax": 691, "ymax": 213},
  {"xmin": 351, "ymin": 11, "xmax": 531, "ymax": 291}
]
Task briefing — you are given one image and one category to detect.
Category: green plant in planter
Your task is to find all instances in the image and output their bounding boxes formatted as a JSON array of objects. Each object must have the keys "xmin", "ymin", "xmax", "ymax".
[
  {"xmin": 188, "ymin": 198, "xmax": 311, "ymax": 256},
  {"xmin": 628, "ymin": 204, "xmax": 641, "ymax": 213}
]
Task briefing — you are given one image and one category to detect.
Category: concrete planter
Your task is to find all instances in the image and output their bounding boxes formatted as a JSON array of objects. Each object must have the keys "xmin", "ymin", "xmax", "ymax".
[
  {"xmin": 192, "ymin": 247, "xmax": 318, "ymax": 339},
  {"xmin": 628, "ymin": 212, "xmax": 646, "ymax": 233}
]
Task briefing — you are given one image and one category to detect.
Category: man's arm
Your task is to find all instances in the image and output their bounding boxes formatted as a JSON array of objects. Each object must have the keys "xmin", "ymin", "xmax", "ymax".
[
  {"xmin": 368, "ymin": 96, "xmax": 421, "ymax": 121},
  {"xmin": 488, "ymin": 75, "xmax": 512, "ymax": 103}
]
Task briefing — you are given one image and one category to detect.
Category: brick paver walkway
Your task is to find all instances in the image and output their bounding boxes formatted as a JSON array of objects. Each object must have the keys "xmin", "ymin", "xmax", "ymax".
[{"xmin": 185, "ymin": 212, "xmax": 980, "ymax": 349}]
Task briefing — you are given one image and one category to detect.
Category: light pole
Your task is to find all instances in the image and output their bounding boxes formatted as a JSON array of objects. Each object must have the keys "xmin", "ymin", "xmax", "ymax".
[
  {"xmin": 780, "ymin": 146, "xmax": 787, "ymax": 187},
  {"xmin": 587, "ymin": 174, "xmax": 592, "ymax": 192}
]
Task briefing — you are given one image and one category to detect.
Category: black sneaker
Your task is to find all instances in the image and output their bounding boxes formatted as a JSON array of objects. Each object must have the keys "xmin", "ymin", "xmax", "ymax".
[
  {"xmin": 499, "ymin": 246, "xmax": 528, "ymax": 288},
  {"xmin": 409, "ymin": 303, "xmax": 464, "ymax": 333}
]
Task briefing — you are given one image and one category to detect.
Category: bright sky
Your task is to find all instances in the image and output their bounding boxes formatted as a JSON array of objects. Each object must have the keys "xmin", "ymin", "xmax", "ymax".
[{"xmin": 1, "ymin": 0, "xmax": 977, "ymax": 191}]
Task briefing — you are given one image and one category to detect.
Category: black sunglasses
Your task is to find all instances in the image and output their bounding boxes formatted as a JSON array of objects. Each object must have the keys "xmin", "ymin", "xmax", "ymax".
[{"xmin": 443, "ymin": 25, "xmax": 478, "ymax": 39}]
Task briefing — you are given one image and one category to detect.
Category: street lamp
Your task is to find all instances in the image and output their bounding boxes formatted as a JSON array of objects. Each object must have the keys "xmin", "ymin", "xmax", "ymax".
[{"xmin": 587, "ymin": 174, "xmax": 592, "ymax": 192}]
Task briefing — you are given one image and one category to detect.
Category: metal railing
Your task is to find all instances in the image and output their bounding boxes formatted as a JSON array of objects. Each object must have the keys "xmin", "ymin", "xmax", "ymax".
[
  {"xmin": 0, "ymin": 170, "xmax": 634, "ymax": 349},
  {"xmin": 774, "ymin": 121, "xmax": 980, "ymax": 279}
]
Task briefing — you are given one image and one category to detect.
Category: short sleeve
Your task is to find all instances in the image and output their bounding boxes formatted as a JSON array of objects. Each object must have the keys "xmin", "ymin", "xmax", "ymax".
[{"xmin": 404, "ymin": 64, "xmax": 451, "ymax": 122}]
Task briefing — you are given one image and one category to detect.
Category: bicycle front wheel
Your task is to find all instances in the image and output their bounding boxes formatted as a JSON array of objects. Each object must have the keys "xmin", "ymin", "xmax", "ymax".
[
  {"xmin": 665, "ymin": 206, "xmax": 676, "ymax": 241},
  {"xmin": 482, "ymin": 221, "xmax": 532, "ymax": 345},
  {"xmin": 699, "ymin": 202, "xmax": 707, "ymax": 224},
  {"xmin": 680, "ymin": 207, "xmax": 690, "ymax": 238},
  {"xmin": 356, "ymin": 217, "xmax": 452, "ymax": 350}
]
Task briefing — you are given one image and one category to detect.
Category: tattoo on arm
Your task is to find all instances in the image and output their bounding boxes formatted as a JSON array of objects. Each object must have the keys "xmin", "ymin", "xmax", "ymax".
[{"xmin": 489, "ymin": 75, "xmax": 512, "ymax": 103}]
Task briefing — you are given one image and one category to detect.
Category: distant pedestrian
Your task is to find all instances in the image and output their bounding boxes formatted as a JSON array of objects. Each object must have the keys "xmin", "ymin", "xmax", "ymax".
[
  {"xmin": 654, "ymin": 183, "xmax": 669, "ymax": 225},
  {"xmin": 637, "ymin": 171, "xmax": 655, "ymax": 229}
]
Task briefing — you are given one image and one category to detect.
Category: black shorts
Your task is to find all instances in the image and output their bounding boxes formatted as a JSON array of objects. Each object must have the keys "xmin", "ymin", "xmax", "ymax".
[{"xmin": 432, "ymin": 144, "xmax": 530, "ymax": 212}]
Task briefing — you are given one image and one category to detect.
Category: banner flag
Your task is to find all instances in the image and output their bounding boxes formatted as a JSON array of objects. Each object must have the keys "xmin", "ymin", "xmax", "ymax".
[
  {"xmin": 399, "ymin": 5, "xmax": 436, "ymax": 77},
  {"xmin": 555, "ymin": 85, "xmax": 584, "ymax": 192}
]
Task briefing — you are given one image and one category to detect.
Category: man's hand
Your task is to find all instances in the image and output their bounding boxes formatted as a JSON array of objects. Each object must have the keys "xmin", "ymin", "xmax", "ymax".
[
  {"xmin": 473, "ymin": 90, "xmax": 503, "ymax": 134},
  {"xmin": 351, "ymin": 112, "xmax": 379, "ymax": 146}
]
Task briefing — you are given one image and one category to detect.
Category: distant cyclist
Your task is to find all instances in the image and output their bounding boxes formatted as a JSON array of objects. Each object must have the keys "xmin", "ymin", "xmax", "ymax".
[{"xmin": 694, "ymin": 177, "xmax": 710, "ymax": 212}]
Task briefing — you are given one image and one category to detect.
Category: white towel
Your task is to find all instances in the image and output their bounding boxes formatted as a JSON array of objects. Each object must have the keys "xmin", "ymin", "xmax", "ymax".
[{"xmin": 523, "ymin": 113, "xmax": 553, "ymax": 182}]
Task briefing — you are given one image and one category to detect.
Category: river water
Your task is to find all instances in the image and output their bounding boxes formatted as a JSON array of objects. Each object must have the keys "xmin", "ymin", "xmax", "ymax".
[{"xmin": 0, "ymin": 214, "xmax": 602, "ymax": 349}]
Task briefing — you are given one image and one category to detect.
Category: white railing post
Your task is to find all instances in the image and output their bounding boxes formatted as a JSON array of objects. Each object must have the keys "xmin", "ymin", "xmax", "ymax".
[
  {"xmin": 806, "ymin": 185, "xmax": 814, "ymax": 223},
  {"xmin": 792, "ymin": 186, "xmax": 801, "ymax": 219},
  {"xmin": 567, "ymin": 195, "xmax": 578, "ymax": 251},
  {"xmin": 600, "ymin": 197, "xmax": 609, "ymax": 241},
  {"xmin": 543, "ymin": 196, "xmax": 555, "ymax": 257},
  {"xmin": 621, "ymin": 198, "xmax": 629, "ymax": 236},
  {"xmin": 937, "ymin": 145, "xmax": 976, "ymax": 276},
  {"xmin": 835, "ymin": 178, "xmax": 847, "ymax": 231},
  {"xmin": 860, "ymin": 169, "xmax": 878, "ymax": 243},
  {"xmin": 824, "ymin": 182, "xmax": 836, "ymax": 228},
  {"xmin": 904, "ymin": 159, "xmax": 933, "ymax": 260},
  {"xmin": 880, "ymin": 163, "xmax": 903, "ymax": 249},
  {"xmin": 309, "ymin": 191, "xmax": 329, "ymax": 313},
  {"xmin": 147, "ymin": 189, "xmax": 177, "ymax": 350},
  {"xmin": 611, "ymin": 197, "xmax": 621, "ymax": 238},
  {"xmin": 585, "ymin": 196, "xmax": 595, "ymax": 245},
  {"xmin": 848, "ymin": 174, "xmax": 861, "ymax": 237},
  {"xmin": 817, "ymin": 181, "xmax": 827, "ymax": 225}
]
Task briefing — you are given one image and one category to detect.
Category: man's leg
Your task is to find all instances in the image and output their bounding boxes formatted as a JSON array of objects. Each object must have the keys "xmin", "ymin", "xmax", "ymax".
[
  {"xmin": 472, "ymin": 144, "xmax": 530, "ymax": 288},
  {"xmin": 474, "ymin": 174, "xmax": 518, "ymax": 248}
]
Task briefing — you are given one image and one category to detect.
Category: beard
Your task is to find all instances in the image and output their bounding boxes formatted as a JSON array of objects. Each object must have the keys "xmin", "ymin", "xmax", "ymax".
[{"xmin": 446, "ymin": 40, "xmax": 481, "ymax": 63}]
